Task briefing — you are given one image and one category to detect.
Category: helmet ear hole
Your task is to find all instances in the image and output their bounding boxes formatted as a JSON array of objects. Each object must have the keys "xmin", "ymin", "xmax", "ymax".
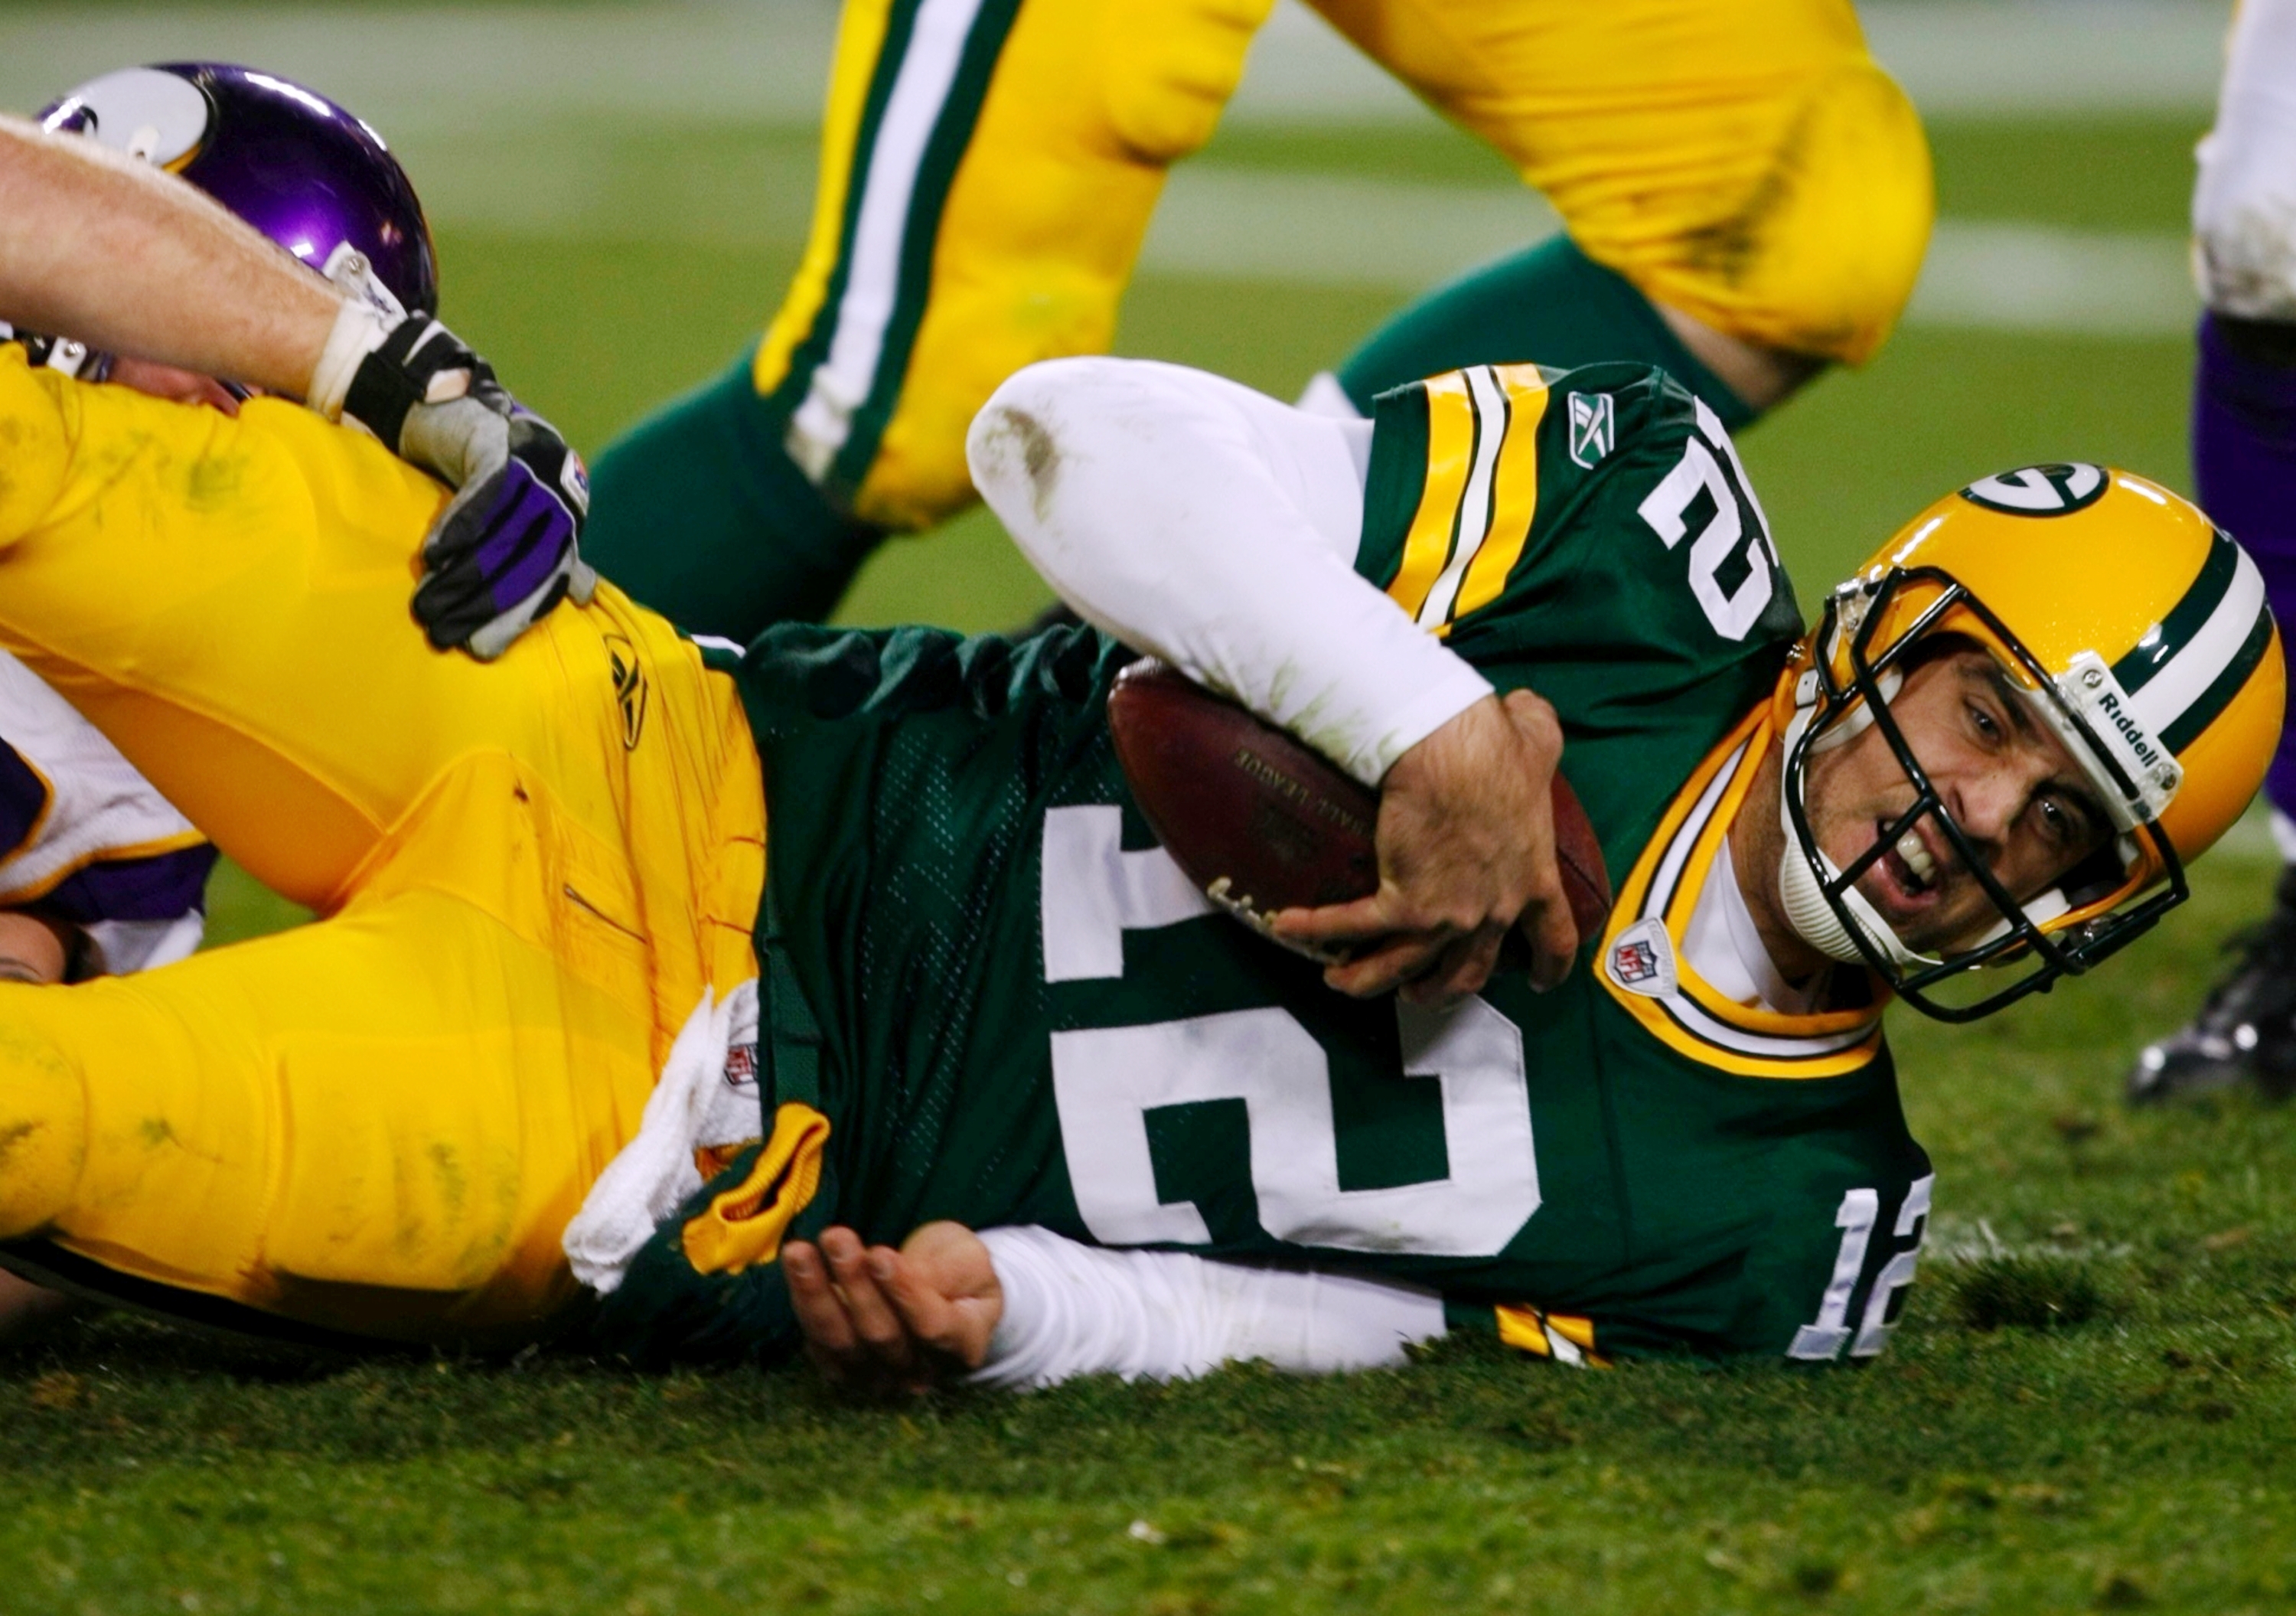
[{"xmin": 2060, "ymin": 846, "xmax": 2127, "ymax": 910}]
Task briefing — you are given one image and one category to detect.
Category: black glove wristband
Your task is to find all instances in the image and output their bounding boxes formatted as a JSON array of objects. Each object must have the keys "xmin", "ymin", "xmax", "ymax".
[{"xmin": 341, "ymin": 315, "xmax": 490, "ymax": 449}]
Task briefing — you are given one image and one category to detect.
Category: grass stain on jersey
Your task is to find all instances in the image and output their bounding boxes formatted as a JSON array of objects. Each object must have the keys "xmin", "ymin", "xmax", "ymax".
[
  {"xmin": 182, "ymin": 451, "xmax": 246, "ymax": 516},
  {"xmin": 429, "ymin": 1141, "xmax": 468, "ymax": 1226},
  {"xmin": 0, "ymin": 414, "xmax": 23, "ymax": 514}
]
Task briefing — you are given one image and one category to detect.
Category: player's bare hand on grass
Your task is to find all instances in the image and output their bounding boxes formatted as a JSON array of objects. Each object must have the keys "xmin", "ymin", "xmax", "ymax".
[
  {"xmin": 0, "ymin": 1268, "xmax": 79, "ymax": 1344},
  {"xmin": 783, "ymin": 1222, "xmax": 1003, "ymax": 1398},
  {"xmin": 1273, "ymin": 690, "xmax": 1575, "ymax": 1004}
]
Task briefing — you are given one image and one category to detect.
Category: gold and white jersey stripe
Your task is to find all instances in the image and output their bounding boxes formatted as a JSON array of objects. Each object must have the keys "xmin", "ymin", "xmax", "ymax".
[
  {"xmin": 1495, "ymin": 1302, "xmax": 1609, "ymax": 1369},
  {"xmin": 1385, "ymin": 364, "xmax": 1553, "ymax": 638}
]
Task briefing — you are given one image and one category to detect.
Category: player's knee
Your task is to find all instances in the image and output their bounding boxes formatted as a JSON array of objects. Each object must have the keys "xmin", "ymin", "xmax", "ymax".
[
  {"xmin": 1640, "ymin": 61, "xmax": 1933, "ymax": 367},
  {"xmin": 833, "ymin": 1, "xmax": 1267, "ymax": 537},
  {"xmin": 2195, "ymin": 132, "xmax": 2296, "ymax": 320},
  {"xmin": 0, "ymin": 1011, "xmax": 85, "ymax": 1239}
]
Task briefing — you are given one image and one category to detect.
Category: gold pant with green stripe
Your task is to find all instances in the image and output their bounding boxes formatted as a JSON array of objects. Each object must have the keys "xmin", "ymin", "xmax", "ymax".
[
  {"xmin": 0, "ymin": 351, "xmax": 765, "ymax": 1347},
  {"xmin": 765, "ymin": 0, "xmax": 1929, "ymax": 536}
]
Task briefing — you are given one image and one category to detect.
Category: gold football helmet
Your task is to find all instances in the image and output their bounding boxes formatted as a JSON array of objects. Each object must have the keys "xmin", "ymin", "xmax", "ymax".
[{"xmin": 1776, "ymin": 464, "xmax": 2285, "ymax": 1020}]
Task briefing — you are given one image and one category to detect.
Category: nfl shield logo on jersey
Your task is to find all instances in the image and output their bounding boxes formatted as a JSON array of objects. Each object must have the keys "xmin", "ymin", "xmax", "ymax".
[
  {"xmin": 1568, "ymin": 392, "xmax": 1615, "ymax": 469},
  {"xmin": 1606, "ymin": 916, "xmax": 1678, "ymax": 998}
]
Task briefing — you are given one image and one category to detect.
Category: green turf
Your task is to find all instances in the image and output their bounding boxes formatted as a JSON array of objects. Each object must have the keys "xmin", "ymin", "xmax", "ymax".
[
  {"xmin": 1927, "ymin": 116, "xmax": 2208, "ymax": 233},
  {"xmin": 11, "ymin": 838, "xmax": 2296, "ymax": 1614},
  {"xmin": 13, "ymin": 111, "xmax": 2293, "ymax": 1612}
]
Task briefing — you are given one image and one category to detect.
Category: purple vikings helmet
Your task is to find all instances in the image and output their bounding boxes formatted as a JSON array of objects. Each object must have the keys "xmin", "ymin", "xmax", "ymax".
[
  {"xmin": 19, "ymin": 63, "xmax": 438, "ymax": 380},
  {"xmin": 0, "ymin": 65, "xmax": 439, "ymax": 968}
]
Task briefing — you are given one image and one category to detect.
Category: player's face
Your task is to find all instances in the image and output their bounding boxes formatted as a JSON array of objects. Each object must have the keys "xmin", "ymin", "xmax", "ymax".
[
  {"xmin": 108, "ymin": 356, "xmax": 246, "ymax": 416},
  {"xmin": 1801, "ymin": 646, "xmax": 2114, "ymax": 955},
  {"xmin": 0, "ymin": 910, "xmax": 70, "ymax": 984}
]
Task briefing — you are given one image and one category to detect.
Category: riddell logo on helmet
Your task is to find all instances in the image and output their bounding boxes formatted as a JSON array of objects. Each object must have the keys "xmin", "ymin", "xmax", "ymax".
[{"xmin": 2095, "ymin": 690, "xmax": 2164, "ymax": 770}]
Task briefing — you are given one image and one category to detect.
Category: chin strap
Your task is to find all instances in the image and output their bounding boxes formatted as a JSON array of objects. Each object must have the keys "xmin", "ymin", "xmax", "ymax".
[{"xmin": 1776, "ymin": 684, "xmax": 1939, "ymax": 971}]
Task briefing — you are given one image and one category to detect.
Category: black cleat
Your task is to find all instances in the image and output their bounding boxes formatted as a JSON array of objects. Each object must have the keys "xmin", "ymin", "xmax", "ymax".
[{"xmin": 2128, "ymin": 867, "xmax": 2296, "ymax": 1104}]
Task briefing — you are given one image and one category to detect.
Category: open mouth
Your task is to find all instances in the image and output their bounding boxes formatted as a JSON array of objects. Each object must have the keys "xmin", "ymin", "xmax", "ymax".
[{"xmin": 1870, "ymin": 818, "xmax": 1946, "ymax": 912}]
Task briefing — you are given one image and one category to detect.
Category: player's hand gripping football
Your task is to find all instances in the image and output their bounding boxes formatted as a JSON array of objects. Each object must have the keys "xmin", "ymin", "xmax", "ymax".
[
  {"xmin": 1274, "ymin": 689, "xmax": 1577, "ymax": 1004},
  {"xmin": 783, "ymin": 1222, "xmax": 1003, "ymax": 1399},
  {"xmin": 327, "ymin": 311, "xmax": 596, "ymax": 659}
]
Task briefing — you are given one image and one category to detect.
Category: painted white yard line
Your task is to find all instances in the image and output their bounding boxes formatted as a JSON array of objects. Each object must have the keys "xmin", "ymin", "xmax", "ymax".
[
  {"xmin": 1138, "ymin": 168, "xmax": 1562, "ymax": 290},
  {"xmin": 1859, "ymin": 2, "xmax": 2227, "ymax": 118},
  {"xmin": 1909, "ymin": 220, "xmax": 2197, "ymax": 335},
  {"xmin": 0, "ymin": 0, "xmax": 2230, "ymax": 128},
  {"xmin": 0, "ymin": 2, "xmax": 2206, "ymax": 335},
  {"xmin": 1143, "ymin": 179, "xmax": 2198, "ymax": 336},
  {"xmin": 0, "ymin": 2, "xmax": 840, "ymax": 129},
  {"xmin": 382, "ymin": 130, "xmax": 2214, "ymax": 338},
  {"xmin": 1234, "ymin": 0, "xmax": 2230, "ymax": 122}
]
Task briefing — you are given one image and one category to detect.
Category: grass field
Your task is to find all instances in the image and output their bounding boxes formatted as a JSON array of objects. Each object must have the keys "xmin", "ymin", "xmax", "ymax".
[{"xmin": 11, "ymin": 18, "xmax": 2296, "ymax": 1611}]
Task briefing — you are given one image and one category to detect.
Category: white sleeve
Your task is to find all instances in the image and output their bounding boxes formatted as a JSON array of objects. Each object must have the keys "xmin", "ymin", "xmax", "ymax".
[
  {"xmin": 967, "ymin": 357, "xmax": 1493, "ymax": 787},
  {"xmin": 2194, "ymin": 0, "xmax": 2296, "ymax": 318},
  {"xmin": 968, "ymin": 1225, "xmax": 1447, "ymax": 1391}
]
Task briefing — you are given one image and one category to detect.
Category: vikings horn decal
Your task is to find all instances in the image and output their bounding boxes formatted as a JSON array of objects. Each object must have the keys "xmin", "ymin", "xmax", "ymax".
[{"xmin": 40, "ymin": 67, "xmax": 213, "ymax": 169}]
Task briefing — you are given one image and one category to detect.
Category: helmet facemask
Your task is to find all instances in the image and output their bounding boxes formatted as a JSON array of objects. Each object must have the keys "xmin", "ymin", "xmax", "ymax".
[{"xmin": 1779, "ymin": 566, "xmax": 2189, "ymax": 1022}]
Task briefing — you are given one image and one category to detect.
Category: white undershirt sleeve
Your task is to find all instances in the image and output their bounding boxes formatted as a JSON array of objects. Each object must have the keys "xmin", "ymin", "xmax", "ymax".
[
  {"xmin": 967, "ymin": 357, "xmax": 1493, "ymax": 785},
  {"xmin": 970, "ymin": 1225, "xmax": 1448, "ymax": 1391}
]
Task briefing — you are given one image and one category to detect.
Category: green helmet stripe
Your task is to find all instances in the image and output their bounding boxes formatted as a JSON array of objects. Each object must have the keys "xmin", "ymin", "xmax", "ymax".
[
  {"xmin": 2157, "ymin": 603, "xmax": 2275, "ymax": 756},
  {"xmin": 2111, "ymin": 529, "xmax": 2239, "ymax": 697}
]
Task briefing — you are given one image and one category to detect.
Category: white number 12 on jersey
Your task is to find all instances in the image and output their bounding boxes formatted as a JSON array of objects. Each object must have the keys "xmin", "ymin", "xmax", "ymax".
[
  {"xmin": 1788, "ymin": 1174, "xmax": 1935, "ymax": 1361},
  {"xmin": 1041, "ymin": 806, "xmax": 1541, "ymax": 1256}
]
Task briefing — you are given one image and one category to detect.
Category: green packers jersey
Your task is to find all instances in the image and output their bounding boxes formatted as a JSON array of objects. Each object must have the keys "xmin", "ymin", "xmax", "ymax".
[{"xmin": 611, "ymin": 362, "xmax": 1932, "ymax": 1369}]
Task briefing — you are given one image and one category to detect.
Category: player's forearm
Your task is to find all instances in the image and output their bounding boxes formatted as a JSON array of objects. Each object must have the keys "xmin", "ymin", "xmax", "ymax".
[
  {"xmin": 970, "ymin": 357, "xmax": 1492, "ymax": 786},
  {"xmin": 0, "ymin": 116, "xmax": 339, "ymax": 397},
  {"xmin": 970, "ymin": 1226, "xmax": 1446, "ymax": 1389}
]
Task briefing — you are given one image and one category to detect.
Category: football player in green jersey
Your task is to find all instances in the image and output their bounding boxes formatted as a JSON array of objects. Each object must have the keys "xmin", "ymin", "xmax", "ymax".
[
  {"xmin": 575, "ymin": 355, "xmax": 2281, "ymax": 1386},
  {"xmin": 0, "ymin": 145, "xmax": 2277, "ymax": 1379}
]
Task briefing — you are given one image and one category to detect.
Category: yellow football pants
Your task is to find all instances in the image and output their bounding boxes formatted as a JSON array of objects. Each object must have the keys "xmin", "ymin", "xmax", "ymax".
[
  {"xmin": 0, "ymin": 352, "xmax": 765, "ymax": 1344},
  {"xmin": 1307, "ymin": 0, "xmax": 1932, "ymax": 364},
  {"xmin": 762, "ymin": 0, "xmax": 1929, "ymax": 533}
]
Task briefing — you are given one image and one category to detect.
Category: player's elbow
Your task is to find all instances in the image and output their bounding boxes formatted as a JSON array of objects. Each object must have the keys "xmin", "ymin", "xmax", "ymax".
[
  {"xmin": 968, "ymin": 358, "xmax": 1127, "ymax": 527},
  {"xmin": 970, "ymin": 368, "xmax": 1062, "ymax": 524}
]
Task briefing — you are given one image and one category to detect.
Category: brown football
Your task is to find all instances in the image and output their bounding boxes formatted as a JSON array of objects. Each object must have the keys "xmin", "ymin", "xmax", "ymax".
[{"xmin": 1107, "ymin": 658, "xmax": 1612, "ymax": 966}]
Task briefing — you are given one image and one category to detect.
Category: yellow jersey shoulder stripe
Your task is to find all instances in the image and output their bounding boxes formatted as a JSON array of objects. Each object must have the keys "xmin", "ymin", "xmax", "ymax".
[
  {"xmin": 1384, "ymin": 371, "xmax": 1473, "ymax": 624},
  {"xmin": 1384, "ymin": 365, "xmax": 1550, "ymax": 637},
  {"xmin": 1455, "ymin": 364, "xmax": 1548, "ymax": 624}
]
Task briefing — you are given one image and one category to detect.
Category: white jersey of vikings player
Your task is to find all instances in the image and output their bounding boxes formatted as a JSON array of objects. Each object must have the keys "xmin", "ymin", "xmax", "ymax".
[{"xmin": 0, "ymin": 643, "xmax": 207, "ymax": 974}]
